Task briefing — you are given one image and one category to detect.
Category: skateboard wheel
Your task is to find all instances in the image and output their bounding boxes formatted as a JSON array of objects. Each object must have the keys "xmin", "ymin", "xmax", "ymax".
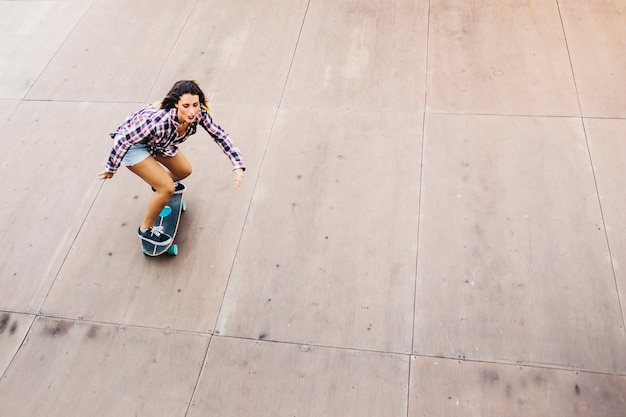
[
  {"xmin": 182, "ymin": 200, "xmax": 187, "ymax": 212},
  {"xmin": 167, "ymin": 244, "xmax": 179, "ymax": 256}
]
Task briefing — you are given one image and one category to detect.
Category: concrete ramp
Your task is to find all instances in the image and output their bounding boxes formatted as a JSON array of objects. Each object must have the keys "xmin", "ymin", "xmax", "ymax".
[{"xmin": 0, "ymin": 1, "xmax": 624, "ymax": 416}]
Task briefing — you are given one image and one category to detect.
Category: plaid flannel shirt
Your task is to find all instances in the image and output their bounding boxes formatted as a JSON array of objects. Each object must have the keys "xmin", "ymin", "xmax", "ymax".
[{"xmin": 105, "ymin": 104, "xmax": 245, "ymax": 174}]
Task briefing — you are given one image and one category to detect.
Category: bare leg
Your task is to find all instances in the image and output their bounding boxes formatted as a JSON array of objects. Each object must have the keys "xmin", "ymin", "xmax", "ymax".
[
  {"xmin": 127, "ymin": 152, "xmax": 193, "ymax": 229},
  {"xmin": 155, "ymin": 151, "xmax": 192, "ymax": 182},
  {"xmin": 128, "ymin": 156, "xmax": 175, "ymax": 229}
]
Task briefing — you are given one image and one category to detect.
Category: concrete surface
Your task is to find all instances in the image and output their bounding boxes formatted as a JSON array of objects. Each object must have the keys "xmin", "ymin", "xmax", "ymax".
[{"xmin": 0, "ymin": 0, "xmax": 625, "ymax": 416}]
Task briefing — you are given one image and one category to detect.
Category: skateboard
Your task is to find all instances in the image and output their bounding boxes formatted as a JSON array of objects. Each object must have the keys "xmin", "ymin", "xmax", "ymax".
[{"xmin": 141, "ymin": 192, "xmax": 186, "ymax": 257}]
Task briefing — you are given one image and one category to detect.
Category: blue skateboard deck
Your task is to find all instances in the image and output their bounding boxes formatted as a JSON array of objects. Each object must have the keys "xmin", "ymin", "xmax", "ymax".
[{"xmin": 141, "ymin": 192, "xmax": 186, "ymax": 256}]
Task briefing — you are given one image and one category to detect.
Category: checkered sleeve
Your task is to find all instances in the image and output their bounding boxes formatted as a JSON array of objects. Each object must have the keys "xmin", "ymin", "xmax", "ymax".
[
  {"xmin": 104, "ymin": 107, "xmax": 157, "ymax": 174},
  {"xmin": 104, "ymin": 134, "xmax": 135, "ymax": 174},
  {"xmin": 199, "ymin": 109, "xmax": 246, "ymax": 171}
]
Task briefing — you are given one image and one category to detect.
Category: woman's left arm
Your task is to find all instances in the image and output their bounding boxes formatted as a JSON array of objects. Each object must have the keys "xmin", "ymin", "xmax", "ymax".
[
  {"xmin": 199, "ymin": 110, "xmax": 246, "ymax": 182},
  {"xmin": 233, "ymin": 168, "xmax": 245, "ymax": 189}
]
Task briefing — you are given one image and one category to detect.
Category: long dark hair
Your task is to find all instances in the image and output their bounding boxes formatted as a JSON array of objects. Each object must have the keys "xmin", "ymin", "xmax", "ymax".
[{"xmin": 159, "ymin": 80, "xmax": 209, "ymax": 110}]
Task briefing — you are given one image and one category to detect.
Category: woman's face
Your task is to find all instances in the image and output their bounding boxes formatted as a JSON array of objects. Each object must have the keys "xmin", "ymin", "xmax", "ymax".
[{"xmin": 175, "ymin": 93, "xmax": 200, "ymax": 124}]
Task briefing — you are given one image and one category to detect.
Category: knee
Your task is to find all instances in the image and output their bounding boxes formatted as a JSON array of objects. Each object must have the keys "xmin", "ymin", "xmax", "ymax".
[
  {"xmin": 165, "ymin": 181, "xmax": 176, "ymax": 196},
  {"xmin": 155, "ymin": 181, "xmax": 175, "ymax": 197}
]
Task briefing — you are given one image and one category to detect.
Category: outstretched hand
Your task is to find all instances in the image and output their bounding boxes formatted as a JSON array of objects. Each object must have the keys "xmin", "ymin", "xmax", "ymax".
[
  {"xmin": 98, "ymin": 171, "xmax": 114, "ymax": 180},
  {"xmin": 233, "ymin": 169, "xmax": 244, "ymax": 189}
]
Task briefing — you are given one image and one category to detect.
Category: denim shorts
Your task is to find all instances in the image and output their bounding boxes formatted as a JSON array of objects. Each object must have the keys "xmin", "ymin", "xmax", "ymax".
[{"xmin": 122, "ymin": 143, "xmax": 151, "ymax": 166}]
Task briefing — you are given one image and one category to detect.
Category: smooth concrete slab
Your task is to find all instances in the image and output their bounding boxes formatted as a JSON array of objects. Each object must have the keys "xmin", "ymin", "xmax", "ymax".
[
  {"xmin": 585, "ymin": 118, "xmax": 626, "ymax": 310},
  {"xmin": 216, "ymin": 108, "xmax": 421, "ymax": 353},
  {"xmin": 0, "ymin": 317, "xmax": 209, "ymax": 417},
  {"xmin": 188, "ymin": 336, "xmax": 409, "ymax": 417},
  {"xmin": 427, "ymin": 0, "xmax": 579, "ymax": 116},
  {"xmin": 281, "ymin": 0, "xmax": 428, "ymax": 112},
  {"xmin": 41, "ymin": 105, "xmax": 274, "ymax": 332},
  {"xmin": 0, "ymin": 99, "xmax": 19, "ymax": 127},
  {"xmin": 0, "ymin": 0, "xmax": 92, "ymax": 99},
  {"xmin": 410, "ymin": 356, "xmax": 626, "ymax": 416},
  {"xmin": 0, "ymin": 101, "xmax": 132, "ymax": 313},
  {"xmin": 416, "ymin": 114, "xmax": 625, "ymax": 374},
  {"xmin": 560, "ymin": 0, "xmax": 626, "ymax": 118},
  {"xmin": 151, "ymin": 0, "xmax": 309, "ymax": 107},
  {"xmin": 2, "ymin": 1, "xmax": 626, "ymax": 416},
  {"xmin": 26, "ymin": 0, "xmax": 196, "ymax": 102},
  {"xmin": 0, "ymin": 312, "xmax": 34, "ymax": 376}
]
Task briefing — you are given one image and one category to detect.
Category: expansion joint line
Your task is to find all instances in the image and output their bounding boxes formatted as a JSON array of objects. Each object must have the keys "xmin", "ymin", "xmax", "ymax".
[{"xmin": 555, "ymin": 0, "xmax": 625, "ymax": 329}]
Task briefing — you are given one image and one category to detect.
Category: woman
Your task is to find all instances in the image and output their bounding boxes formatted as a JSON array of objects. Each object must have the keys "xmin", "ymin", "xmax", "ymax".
[{"xmin": 98, "ymin": 80, "xmax": 245, "ymax": 246}]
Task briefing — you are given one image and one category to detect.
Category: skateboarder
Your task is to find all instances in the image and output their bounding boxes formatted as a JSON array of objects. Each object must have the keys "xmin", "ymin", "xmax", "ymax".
[{"xmin": 98, "ymin": 80, "xmax": 245, "ymax": 246}]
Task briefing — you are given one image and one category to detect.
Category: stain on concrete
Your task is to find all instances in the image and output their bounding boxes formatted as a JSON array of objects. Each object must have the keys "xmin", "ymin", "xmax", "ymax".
[
  {"xmin": 481, "ymin": 369, "xmax": 500, "ymax": 384},
  {"xmin": 86, "ymin": 325, "xmax": 99, "ymax": 340},
  {"xmin": 0, "ymin": 313, "xmax": 19, "ymax": 336},
  {"xmin": 44, "ymin": 320, "xmax": 71, "ymax": 337},
  {"xmin": 0, "ymin": 313, "xmax": 9, "ymax": 334}
]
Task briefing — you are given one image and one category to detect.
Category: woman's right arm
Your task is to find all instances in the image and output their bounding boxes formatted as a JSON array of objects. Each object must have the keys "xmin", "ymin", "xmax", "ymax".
[{"xmin": 99, "ymin": 105, "xmax": 160, "ymax": 179}]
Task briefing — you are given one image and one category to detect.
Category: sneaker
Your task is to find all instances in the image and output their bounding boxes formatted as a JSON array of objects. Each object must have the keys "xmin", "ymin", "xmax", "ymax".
[
  {"xmin": 151, "ymin": 181, "xmax": 186, "ymax": 194},
  {"xmin": 138, "ymin": 226, "xmax": 172, "ymax": 246},
  {"xmin": 173, "ymin": 182, "xmax": 186, "ymax": 194}
]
